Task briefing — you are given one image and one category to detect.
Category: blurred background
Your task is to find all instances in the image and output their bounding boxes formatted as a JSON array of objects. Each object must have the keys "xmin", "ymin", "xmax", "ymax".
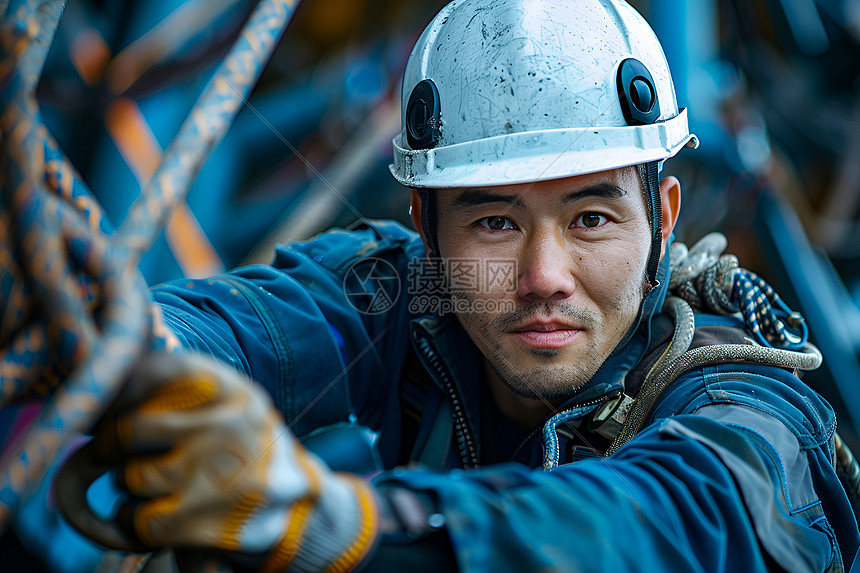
[{"xmin": 4, "ymin": 0, "xmax": 860, "ymax": 569}]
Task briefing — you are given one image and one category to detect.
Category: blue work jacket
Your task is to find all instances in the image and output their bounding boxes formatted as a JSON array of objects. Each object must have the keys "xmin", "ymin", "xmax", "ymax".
[{"xmin": 152, "ymin": 220, "xmax": 860, "ymax": 572}]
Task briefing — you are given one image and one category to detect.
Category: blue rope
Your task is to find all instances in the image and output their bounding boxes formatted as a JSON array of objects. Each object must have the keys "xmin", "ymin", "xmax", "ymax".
[
  {"xmin": 732, "ymin": 269, "xmax": 808, "ymax": 351},
  {"xmin": 669, "ymin": 234, "xmax": 809, "ymax": 352}
]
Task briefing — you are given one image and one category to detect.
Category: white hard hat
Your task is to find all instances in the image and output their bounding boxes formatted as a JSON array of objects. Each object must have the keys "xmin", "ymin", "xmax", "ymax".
[{"xmin": 390, "ymin": 0, "xmax": 698, "ymax": 189}]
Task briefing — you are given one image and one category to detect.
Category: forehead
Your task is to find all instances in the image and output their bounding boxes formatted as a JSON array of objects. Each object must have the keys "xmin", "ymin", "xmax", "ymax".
[{"xmin": 437, "ymin": 166, "xmax": 644, "ymax": 208}]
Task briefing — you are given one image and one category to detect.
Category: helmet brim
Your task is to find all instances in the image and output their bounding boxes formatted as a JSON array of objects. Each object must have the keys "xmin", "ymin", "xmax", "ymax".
[{"xmin": 391, "ymin": 109, "xmax": 698, "ymax": 189}]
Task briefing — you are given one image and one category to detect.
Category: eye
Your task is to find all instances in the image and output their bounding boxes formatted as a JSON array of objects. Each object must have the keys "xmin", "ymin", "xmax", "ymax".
[
  {"xmin": 478, "ymin": 216, "xmax": 517, "ymax": 231},
  {"xmin": 573, "ymin": 212, "xmax": 608, "ymax": 229}
]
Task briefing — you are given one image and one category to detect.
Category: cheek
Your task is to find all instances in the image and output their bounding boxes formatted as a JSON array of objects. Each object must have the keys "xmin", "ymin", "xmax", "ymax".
[
  {"xmin": 440, "ymin": 242, "xmax": 519, "ymax": 297},
  {"xmin": 452, "ymin": 303, "xmax": 497, "ymax": 356},
  {"xmin": 435, "ymin": 217, "xmax": 463, "ymax": 259},
  {"xmin": 576, "ymin": 239, "xmax": 650, "ymax": 301}
]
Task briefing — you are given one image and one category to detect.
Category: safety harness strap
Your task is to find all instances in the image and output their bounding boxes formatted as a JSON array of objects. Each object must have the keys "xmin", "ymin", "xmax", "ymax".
[{"xmin": 645, "ymin": 160, "xmax": 663, "ymax": 288}]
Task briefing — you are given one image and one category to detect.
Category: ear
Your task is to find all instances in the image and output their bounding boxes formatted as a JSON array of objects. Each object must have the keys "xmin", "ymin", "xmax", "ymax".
[
  {"xmin": 659, "ymin": 176, "xmax": 681, "ymax": 257},
  {"xmin": 409, "ymin": 189, "xmax": 431, "ymax": 255}
]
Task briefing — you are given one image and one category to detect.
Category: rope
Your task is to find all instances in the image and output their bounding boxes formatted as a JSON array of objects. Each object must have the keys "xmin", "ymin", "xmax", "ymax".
[
  {"xmin": 603, "ymin": 232, "xmax": 822, "ymax": 457},
  {"xmin": 606, "ymin": 340, "xmax": 823, "ymax": 456},
  {"xmin": 641, "ymin": 296, "xmax": 696, "ymax": 386},
  {"xmin": 669, "ymin": 232, "xmax": 808, "ymax": 351},
  {"xmin": 604, "ymin": 233, "xmax": 860, "ymax": 526},
  {"xmin": 0, "ymin": 0, "xmax": 300, "ymax": 537}
]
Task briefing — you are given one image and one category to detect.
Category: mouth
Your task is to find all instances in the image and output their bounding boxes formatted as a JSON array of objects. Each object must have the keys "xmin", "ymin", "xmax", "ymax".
[{"xmin": 510, "ymin": 320, "xmax": 583, "ymax": 350}]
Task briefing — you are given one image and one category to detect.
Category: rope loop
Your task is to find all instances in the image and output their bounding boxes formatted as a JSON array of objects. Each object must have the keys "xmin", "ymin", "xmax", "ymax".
[{"xmin": 669, "ymin": 232, "xmax": 808, "ymax": 351}]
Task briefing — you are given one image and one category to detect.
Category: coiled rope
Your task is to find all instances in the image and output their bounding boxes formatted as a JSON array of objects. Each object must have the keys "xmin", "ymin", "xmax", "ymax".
[
  {"xmin": 606, "ymin": 232, "xmax": 823, "ymax": 456},
  {"xmin": 669, "ymin": 233, "xmax": 808, "ymax": 351},
  {"xmin": 604, "ymin": 233, "xmax": 853, "ymax": 506}
]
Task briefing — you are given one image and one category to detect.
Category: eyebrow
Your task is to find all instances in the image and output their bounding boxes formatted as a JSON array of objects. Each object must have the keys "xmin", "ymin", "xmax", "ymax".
[
  {"xmin": 453, "ymin": 182, "xmax": 627, "ymax": 210},
  {"xmin": 453, "ymin": 190, "xmax": 527, "ymax": 209},
  {"xmin": 559, "ymin": 183, "xmax": 627, "ymax": 207}
]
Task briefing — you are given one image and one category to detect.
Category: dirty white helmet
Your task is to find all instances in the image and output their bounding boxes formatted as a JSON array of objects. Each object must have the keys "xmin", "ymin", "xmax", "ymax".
[{"xmin": 390, "ymin": 0, "xmax": 698, "ymax": 189}]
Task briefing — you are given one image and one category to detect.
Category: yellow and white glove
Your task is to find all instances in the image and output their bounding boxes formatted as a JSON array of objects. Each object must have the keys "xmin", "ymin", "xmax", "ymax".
[{"xmin": 91, "ymin": 352, "xmax": 378, "ymax": 572}]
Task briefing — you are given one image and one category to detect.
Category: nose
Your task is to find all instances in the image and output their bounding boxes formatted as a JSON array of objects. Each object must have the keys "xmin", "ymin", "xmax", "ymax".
[{"xmin": 517, "ymin": 226, "xmax": 576, "ymax": 303}]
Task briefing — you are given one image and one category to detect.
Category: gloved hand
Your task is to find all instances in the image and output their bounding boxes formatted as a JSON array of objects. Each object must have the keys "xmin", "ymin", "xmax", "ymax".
[{"xmin": 90, "ymin": 352, "xmax": 378, "ymax": 572}]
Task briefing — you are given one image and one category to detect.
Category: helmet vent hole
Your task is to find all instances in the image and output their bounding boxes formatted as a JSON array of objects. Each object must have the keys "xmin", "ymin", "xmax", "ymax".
[
  {"xmin": 630, "ymin": 78, "xmax": 654, "ymax": 113},
  {"xmin": 409, "ymin": 101, "xmax": 429, "ymax": 138},
  {"xmin": 616, "ymin": 58, "xmax": 660, "ymax": 125},
  {"xmin": 406, "ymin": 79, "xmax": 442, "ymax": 150}
]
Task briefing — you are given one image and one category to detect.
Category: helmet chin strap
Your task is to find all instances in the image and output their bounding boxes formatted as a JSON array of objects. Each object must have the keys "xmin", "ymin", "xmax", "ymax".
[
  {"xmin": 643, "ymin": 161, "xmax": 663, "ymax": 290},
  {"xmin": 417, "ymin": 188, "xmax": 440, "ymax": 259}
]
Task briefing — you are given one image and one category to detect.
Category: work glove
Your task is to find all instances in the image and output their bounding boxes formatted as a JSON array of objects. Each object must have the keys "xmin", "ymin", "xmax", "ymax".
[{"xmin": 85, "ymin": 352, "xmax": 379, "ymax": 572}]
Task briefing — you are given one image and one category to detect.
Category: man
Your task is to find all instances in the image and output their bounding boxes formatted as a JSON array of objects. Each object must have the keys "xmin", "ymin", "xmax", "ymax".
[{"xmin": 73, "ymin": 0, "xmax": 860, "ymax": 571}]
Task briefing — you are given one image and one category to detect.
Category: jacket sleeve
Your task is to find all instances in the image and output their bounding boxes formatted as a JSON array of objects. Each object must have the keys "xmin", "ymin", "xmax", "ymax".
[
  {"xmin": 150, "ymin": 222, "xmax": 424, "ymax": 438},
  {"xmin": 368, "ymin": 363, "xmax": 858, "ymax": 572}
]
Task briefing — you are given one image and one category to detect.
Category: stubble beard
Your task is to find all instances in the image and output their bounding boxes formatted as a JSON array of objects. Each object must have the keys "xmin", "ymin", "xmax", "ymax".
[
  {"xmin": 461, "ymin": 276, "xmax": 648, "ymax": 402},
  {"xmin": 459, "ymin": 301, "xmax": 599, "ymax": 401},
  {"xmin": 486, "ymin": 330, "xmax": 604, "ymax": 400}
]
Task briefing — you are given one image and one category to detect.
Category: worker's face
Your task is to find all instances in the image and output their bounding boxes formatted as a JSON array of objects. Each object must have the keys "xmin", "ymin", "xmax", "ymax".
[{"xmin": 432, "ymin": 167, "xmax": 659, "ymax": 402}]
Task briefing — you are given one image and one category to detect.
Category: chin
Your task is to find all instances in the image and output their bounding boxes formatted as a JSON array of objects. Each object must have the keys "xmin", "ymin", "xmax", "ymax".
[{"xmin": 493, "ymin": 362, "xmax": 594, "ymax": 402}]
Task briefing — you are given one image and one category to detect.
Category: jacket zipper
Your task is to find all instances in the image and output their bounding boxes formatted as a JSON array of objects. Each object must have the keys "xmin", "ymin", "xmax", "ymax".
[
  {"xmin": 541, "ymin": 393, "xmax": 619, "ymax": 469},
  {"xmin": 512, "ymin": 390, "xmax": 620, "ymax": 467},
  {"xmin": 415, "ymin": 335, "xmax": 479, "ymax": 468}
]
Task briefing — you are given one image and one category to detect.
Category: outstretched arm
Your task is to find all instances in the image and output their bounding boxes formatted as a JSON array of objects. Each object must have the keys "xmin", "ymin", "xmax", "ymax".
[
  {"xmin": 71, "ymin": 353, "xmax": 855, "ymax": 572},
  {"xmin": 367, "ymin": 364, "xmax": 856, "ymax": 572}
]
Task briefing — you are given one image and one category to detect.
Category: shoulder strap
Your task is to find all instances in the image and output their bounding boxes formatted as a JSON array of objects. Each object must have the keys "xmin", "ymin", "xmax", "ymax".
[{"xmin": 605, "ymin": 301, "xmax": 822, "ymax": 457}]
